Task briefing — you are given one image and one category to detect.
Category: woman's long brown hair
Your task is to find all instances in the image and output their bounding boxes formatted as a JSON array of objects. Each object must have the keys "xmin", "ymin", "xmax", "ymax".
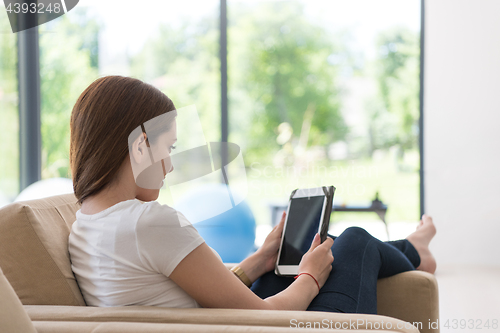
[{"xmin": 70, "ymin": 76, "xmax": 176, "ymax": 204}]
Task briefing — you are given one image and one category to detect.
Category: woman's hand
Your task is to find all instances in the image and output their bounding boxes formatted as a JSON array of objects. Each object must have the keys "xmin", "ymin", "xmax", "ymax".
[
  {"xmin": 298, "ymin": 234, "xmax": 334, "ymax": 289},
  {"xmin": 256, "ymin": 211, "xmax": 286, "ymax": 273},
  {"xmin": 237, "ymin": 212, "xmax": 286, "ymax": 282}
]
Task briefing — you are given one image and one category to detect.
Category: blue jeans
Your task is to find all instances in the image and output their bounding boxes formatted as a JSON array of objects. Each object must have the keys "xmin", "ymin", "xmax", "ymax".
[{"xmin": 251, "ymin": 227, "xmax": 421, "ymax": 314}]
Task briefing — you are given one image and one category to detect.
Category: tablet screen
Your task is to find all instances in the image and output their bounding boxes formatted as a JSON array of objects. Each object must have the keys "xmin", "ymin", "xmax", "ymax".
[{"xmin": 278, "ymin": 195, "xmax": 325, "ymax": 265}]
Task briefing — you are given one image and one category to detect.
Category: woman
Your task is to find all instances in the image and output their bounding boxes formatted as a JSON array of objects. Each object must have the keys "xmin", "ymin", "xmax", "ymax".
[{"xmin": 68, "ymin": 76, "xmax": 436, "ymax": 313}]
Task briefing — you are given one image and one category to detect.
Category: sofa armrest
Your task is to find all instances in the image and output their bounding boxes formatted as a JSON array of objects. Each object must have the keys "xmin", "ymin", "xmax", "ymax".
[
  {"xmin": 377, "ymin": 271, "xmax": 439, "ymax": 333},
  {"xmin": 226, "ymin": 265, "xmax": 438, "ymax": 332}
]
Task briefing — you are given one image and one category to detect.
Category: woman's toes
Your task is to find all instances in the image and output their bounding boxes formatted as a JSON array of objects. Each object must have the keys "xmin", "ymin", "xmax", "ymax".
[{"xmin": 417, "ymin": 219, "xmax": 424, "ymax": 229}]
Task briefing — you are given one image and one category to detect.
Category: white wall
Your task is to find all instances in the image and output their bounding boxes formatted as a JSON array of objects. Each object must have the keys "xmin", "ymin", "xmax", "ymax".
[{"xmin": 425, "ymin": 0, "xmax": 500, "ymax": 266}]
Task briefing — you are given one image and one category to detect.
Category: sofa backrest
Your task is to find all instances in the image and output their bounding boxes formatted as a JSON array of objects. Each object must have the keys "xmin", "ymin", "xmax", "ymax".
[
  {"xmin": 0, "ymin": 194, "xmax": 86, "ymax": 306},
  {"xmin": 0, "ymin": 267, "xmax": 37, "ymax": 333}
]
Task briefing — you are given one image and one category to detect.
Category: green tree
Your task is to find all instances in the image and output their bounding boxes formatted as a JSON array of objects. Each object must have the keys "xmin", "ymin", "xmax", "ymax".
[
  {"xmin": 130, "ymin": 17, "xmax": 220, "ymax": 144},
  {"xmin": 0, "ymin": 17, "xmax": 19, "ymax": 200},
  {"xmin": 39, "ymin": 8, "xmax": 100, "ymax": 179},
  {"xmin": 228, "ymin": 1, "xmax": 348, "ymax": 163},
  {"xmin": 370, "ymin": 27, "xmax": 420, "ymax": 153}
]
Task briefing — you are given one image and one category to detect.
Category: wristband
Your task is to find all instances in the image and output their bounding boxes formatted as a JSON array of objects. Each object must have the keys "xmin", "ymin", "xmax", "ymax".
[
  {"xmin": 230, "ymin": 266, "xmax": 252, "ymax": 287},
  {"xmin": 294, "ymin": 272, "xmax": 320, "ymax": 293}
]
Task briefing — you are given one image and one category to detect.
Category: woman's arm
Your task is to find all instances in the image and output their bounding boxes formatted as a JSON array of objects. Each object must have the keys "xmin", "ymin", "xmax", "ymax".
[{"xmin": 169, "ymin": 232, "xmax": 334, "ymax": 311}]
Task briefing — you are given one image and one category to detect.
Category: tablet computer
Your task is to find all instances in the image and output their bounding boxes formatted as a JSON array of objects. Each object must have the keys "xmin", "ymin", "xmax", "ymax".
[{"xmin": 275, "ymin": 186, "xmax": 335, "ymax": 276}]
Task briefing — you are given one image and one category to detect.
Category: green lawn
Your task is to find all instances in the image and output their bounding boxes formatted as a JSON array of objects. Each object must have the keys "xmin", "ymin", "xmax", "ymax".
[{"xmin": 244, "ymin": 152, "xmax": 420, "ymax": 226}]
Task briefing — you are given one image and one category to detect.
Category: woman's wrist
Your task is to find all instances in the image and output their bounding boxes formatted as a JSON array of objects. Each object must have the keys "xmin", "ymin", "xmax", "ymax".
[
  {"xmin": 295, "ymin": 272, "xmax": 320, "ymax": 293},
  {"xmin": 230, "ymin": 266, "xmax": 253, "ymax": 287},
  {"xmin": 294, "ymin": 273, "xmax": 320, "ymax": 297},
  {"xmin": 238, "ymin": 251, "xmax": 268, "ymax": 283}
]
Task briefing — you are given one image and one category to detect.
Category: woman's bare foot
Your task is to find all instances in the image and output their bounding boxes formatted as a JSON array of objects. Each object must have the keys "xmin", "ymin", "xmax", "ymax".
[{"xmin": 406, "ymin": 214, "xmax": 437, "ymax": 274}]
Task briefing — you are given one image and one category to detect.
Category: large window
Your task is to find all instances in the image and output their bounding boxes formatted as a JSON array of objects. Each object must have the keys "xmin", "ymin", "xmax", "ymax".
[
  {"xmin": 2, "ymin": 0, "xmax": 422, "ymax": 234},
  {"xmin": 228, "ymin": 0, "xmax": 422, "ymax": 231},
  {"xmin": 39, "ymin": 0, "xmax": 220, "ymax": 183}
]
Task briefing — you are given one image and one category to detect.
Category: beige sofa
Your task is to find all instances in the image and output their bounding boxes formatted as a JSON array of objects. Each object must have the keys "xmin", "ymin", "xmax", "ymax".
[{"xmin": 0, "ymin": 194, "xmax": 439, "ymax": 333}]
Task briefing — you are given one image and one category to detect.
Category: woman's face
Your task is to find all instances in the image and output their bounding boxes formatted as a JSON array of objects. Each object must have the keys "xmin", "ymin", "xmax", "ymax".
[{"xmin": 135, "ymin": 119, "xmax": 177, "ymax": 201}]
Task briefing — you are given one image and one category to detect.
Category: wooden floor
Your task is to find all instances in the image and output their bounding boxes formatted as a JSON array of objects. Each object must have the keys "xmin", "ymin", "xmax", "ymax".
[{"xmin": 435, "ymin": 264, "xmax": 500, "ymax": 333}]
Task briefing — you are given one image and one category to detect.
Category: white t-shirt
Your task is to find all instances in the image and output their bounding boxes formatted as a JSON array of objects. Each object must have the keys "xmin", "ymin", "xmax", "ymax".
[{"xmin": 68, "ymin": 199, "xmax": 213, "ymax": 308}]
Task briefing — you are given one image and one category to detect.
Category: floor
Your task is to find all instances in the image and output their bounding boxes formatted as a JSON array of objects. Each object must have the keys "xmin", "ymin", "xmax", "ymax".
[
  {"xmin": 256, "ymin": 221, "xmax": 500, "ymax": 333},
  {"xmin": 435, "ymin": 265, "xmax": 500, "ymax": 333}
]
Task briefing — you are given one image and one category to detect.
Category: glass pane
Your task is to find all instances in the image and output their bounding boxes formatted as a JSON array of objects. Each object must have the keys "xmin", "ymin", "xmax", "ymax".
[
  {"xmin": 228, "ymin": 0, "xmax": 421, "ymax": 238},
  {"xmin": 39, "ymin": 8, "xmax": 100, "ymax": 180},
  {"xmin": 39, "ymin": 0, "xmax": 220, "ymax": 205},
  {"xmin": 0, "ymin": 17, "xmax": 19, "ymax": 207}
]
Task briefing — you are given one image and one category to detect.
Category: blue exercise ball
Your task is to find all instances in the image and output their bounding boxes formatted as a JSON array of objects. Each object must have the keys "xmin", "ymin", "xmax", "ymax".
[{"xmin": 174, "ymin": 184, "xmax": 256, "ymax": 263}]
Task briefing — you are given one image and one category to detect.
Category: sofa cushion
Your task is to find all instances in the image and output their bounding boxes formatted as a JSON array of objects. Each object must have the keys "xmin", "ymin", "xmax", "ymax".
[
  {"xmin": 33, "ymin": 321, "xmax": 410, "ymax": 333},
  {"xmin": 0, "ymin": 194, "xmax": 85, "ymax": 306},
  {"xmin": 25, "ymin": 306, "xmax": 419, "ymax": 333},
  {"xmin": 0, "ymin": 267, "xmax": 37, "ymax": 333}
]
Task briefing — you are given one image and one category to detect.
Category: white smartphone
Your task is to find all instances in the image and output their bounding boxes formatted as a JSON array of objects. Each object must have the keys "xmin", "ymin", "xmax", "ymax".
[{"xmin": 275, "ymin": 186, "xmax": 334, "ymax": 276}]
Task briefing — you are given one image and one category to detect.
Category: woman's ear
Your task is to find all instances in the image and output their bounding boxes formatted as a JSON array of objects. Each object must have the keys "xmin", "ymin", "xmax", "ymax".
[{"xmin": 131, "ymin": 132, "xmax": 148, "ymax": 164}]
